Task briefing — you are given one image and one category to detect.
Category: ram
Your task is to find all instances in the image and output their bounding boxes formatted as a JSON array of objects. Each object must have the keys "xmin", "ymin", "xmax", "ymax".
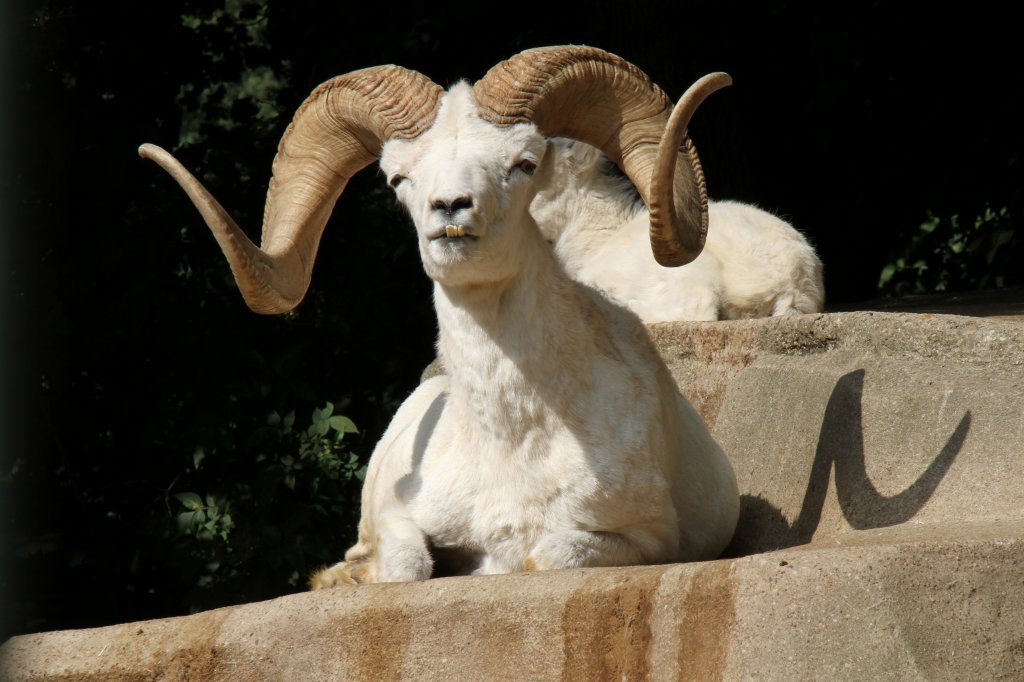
[
  {"xmin": 140, "ymin": 46, "xmax": 740, "ymax": 586},
  {"xmin": 531, "ymin": 137, "xmax": 825, "ymax": 322}
]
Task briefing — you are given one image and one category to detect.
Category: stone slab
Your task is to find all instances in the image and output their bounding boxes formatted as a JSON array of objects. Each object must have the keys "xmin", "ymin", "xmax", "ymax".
[{"xmin": 2, "ymin": 524, "xmax": 1021, "ymax": 681}]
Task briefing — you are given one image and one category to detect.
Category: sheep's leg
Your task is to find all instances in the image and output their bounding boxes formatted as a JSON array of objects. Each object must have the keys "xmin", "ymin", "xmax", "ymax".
[
  {"xmin": 308, "ymin": 514, "xmax": 432, "ymax": 588},
  {"xmin": 770, "ymin": 292, "xmax": 799, "ymax": 316},
  {"xmin": 524, "ymin": 530, "xmax": 647, "ymax": 571},
  {"xmin": 376, "ymin": 515, "xmax": 434, "ymax": 582}
]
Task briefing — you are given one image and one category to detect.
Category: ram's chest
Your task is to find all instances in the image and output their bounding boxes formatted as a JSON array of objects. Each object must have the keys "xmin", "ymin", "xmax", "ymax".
[{"xmin": 406, "ymin": 431, "xmax": 595, "ymax": 557}]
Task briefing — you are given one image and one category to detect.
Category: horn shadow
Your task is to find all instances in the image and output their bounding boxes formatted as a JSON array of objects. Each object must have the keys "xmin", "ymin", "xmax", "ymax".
[{"xmin": 724, "ymin": 369, "xmax": 971, "ymax": 556}]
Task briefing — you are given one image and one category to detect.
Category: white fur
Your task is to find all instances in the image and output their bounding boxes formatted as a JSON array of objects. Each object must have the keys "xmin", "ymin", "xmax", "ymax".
[
  {"xmin": 530, "ymin": 138, "xmax": 825, "ymax": 323},
  {"xmin": 311, "ymin": 84, "xmax": 739, "ymax": 588}
]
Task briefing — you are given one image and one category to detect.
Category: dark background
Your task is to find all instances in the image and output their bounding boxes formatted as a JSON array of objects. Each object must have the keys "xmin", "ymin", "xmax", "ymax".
[{"xmin": 2, "ymin": 1, "xmax": 1022, "ymax": 640}]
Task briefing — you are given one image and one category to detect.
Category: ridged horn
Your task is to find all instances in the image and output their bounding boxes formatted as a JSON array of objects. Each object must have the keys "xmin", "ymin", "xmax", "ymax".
[
  {"xmin": 648, "ymin": 71, "xmax": 732, "ymax": 264},
  {"xmin": 472, "ymin": 45, "xmax": 729, "ymax": 266},
  {"xmin": 140, "ymin": 65, "xmax": 443, "ymax": 313}
]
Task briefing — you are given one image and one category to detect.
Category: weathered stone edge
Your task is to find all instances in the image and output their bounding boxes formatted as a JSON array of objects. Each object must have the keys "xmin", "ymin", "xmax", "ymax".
[{"xmin": 3, "ymin": 521, "xmax": 1022, "ymax": 681}]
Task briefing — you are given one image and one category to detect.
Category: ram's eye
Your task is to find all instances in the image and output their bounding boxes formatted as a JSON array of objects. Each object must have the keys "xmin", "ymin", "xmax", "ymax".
[
  {"xmin": 517, "ymin": 159, "xmax": 537, "ymax": 176},
  {"xmin": 388, "ymin": 174, "xmax": 407, "ymax": 189}
]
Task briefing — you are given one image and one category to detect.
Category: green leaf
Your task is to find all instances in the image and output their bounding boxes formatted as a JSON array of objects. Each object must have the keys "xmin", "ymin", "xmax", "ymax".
[
  {"xmin": 313, "ymin": 403, "xmax": 334, "ymax": 423},
  {"xmin": 328, "ymin": 415, "xmax": 358, "ymax": 434},
  {"xmin": 919, "ymin": 214, "xmax": 940, "ymax": 234},
  {"xmin": 177, "ymin": 510, "xmax": 206, "ymax": 534},
  {"xmin": 878, "ymin": 263, "xmax": 896, "ymax": 288},
  {"xmin": 175, "ymin": 492, "xmax": 205, "ymax": 511},
  {"xmin": 176, "ymin": 511, "xmax": 195, "ymax": 534}
]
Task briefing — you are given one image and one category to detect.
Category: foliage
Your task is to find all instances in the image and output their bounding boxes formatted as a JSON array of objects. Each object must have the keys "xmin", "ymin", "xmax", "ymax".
[
  {"xmin": 878, "ymin": 205, "xmax": 1022, "ymax": 297},
  {"xmin": 176, "ymin": 0, "xmax": 288, "ymax": 151},
  {"xmin": 167, "ymin": 402, "xmax": 365, "ymax": 611}
]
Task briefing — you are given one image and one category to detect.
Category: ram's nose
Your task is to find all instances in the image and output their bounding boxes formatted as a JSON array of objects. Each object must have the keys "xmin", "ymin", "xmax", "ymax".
[{"xmin": 429, "ymin": 195, "xmax": 474, "ymax": 216}]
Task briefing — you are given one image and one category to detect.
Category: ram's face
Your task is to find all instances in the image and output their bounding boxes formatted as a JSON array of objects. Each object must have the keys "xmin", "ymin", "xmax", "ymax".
[{"xmin": 380, "ymin": 82, "xmax": 550, "ymax": 288}]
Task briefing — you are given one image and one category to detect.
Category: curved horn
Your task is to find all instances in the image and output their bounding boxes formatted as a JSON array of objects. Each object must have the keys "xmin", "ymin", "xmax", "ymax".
[
  {"xmin": 140, "ymin": 65, "xmax": 443, "ymax": 313},
  {"xmin": 649, "ymin": 71, "xmax": 733, "ymax": 265},
  {"xmin": 472, "ymin": 45, "xmax": 729, "ymax": 266}
]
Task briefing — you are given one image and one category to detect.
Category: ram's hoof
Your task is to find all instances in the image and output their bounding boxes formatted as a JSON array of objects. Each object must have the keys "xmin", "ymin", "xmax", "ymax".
[{"xmin": 309, "ymin": 560, "xmax": 372, "ymax": 590}]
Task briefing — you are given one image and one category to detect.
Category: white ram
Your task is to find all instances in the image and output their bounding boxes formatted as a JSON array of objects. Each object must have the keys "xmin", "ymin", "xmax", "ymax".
[
  {"xmin": 531, "ymin": 137, "xmax": 825, "ymax": 322},
  {"xmin": 139, "ymin": 46, "xmax": 740, "ymax": 586}
]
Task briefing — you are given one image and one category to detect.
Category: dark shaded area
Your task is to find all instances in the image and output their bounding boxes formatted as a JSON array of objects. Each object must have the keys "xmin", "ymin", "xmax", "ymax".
[
  {"xmin": 725, "ymin": 370, "xmax": 970, "ymax": 556},
  {"xmin": 1, "ymin": 0, "xmax": 26, "ymax": 648},
  {"xmin": 2, "ymin": 1, "xmax": 1020, "ymax": 639},
  {"xmin": 828, "ymin": 284, "xmax": 1024, "ymax": 319}
]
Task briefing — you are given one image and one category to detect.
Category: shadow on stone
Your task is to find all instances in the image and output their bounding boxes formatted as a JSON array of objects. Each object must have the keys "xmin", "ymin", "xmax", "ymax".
[{"xmin": 724, "ymin": 369, "xmax": 971, "ymax": 556}]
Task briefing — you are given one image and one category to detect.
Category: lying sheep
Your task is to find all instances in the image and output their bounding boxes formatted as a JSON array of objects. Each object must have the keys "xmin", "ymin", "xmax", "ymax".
[
  {"xmin": 531, "ymin": 137, "xmax": 825, "ymax": 322},
  {"xmin": 140, "ymin": 45, "xmax": 740, "ymax": 586}
]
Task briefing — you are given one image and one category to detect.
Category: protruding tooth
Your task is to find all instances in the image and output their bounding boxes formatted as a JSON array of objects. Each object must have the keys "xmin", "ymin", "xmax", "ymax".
[{"xmin": 444, "ymin": 225, "xmax": 466, "ymax": 238}]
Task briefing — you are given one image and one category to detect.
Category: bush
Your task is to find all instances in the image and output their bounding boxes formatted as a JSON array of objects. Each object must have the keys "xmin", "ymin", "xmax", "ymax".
[
  {"xmin": 878, "ymin": 205, "xmax": 1022, "ymax": 297},
  {"xmin": 167, "ymin": 402, "xmax": 365, "ymax": 612}
]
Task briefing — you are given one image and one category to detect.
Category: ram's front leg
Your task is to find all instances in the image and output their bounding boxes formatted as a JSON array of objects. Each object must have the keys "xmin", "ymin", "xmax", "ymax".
[
  {"xmin": 524, "ymin": 530, "xmax": 649, "ymax": 571},
  {"xmin": 376, "ymin": 513, "xmax": 434, "ymax": 581},
  {"xmin": 310, "ymin": 513, "xmax": 433, "ymax": 589}
]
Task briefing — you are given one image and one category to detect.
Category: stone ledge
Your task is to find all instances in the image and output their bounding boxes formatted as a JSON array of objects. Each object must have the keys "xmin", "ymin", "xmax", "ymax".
[{"xmin": 2, "ymin": 524, "xmax": 1022, "ymax": 681}]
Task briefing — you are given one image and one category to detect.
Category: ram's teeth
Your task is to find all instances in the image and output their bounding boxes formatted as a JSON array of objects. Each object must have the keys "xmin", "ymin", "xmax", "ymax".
[{"xmin": 445, "ymin": 225, "xmax": 466, "ymax": 238}]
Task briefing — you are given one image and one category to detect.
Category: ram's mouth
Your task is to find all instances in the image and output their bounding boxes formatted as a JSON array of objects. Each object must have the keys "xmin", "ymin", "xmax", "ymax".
[{"xmin": 427, "ymin": 225, "xmax": 477, "ymax": 241}]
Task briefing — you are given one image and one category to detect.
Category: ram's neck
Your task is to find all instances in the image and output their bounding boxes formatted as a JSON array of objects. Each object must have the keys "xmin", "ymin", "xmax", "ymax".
[{"xmin": 433, "ymin": 240, "xmax": 598, "ymax": 442}]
